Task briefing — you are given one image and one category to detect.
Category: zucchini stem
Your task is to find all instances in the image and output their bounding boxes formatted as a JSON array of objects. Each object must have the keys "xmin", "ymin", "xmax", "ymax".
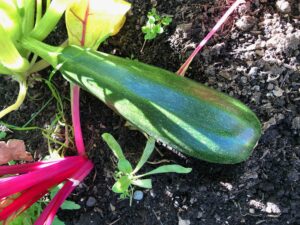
[
  {"xmin": 21, "ymin": 36, "xmax": 62, "ymax": 68},
  {"xmin": 0, "ymin": 79, "xmax": 28, "ymax": 119}
]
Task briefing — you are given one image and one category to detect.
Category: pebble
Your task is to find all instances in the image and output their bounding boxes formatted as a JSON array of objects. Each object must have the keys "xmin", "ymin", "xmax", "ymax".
[
  {"xmin": 267, "ymin": 83, "xmax": 274, "ymax": 90},
  {"xmin": 248, "ymin": 67, "xmax": 259, "ymax": 76},
  {"xmin": 133, "ymin": 190, "xmax": 144, "ymax": 201},
  {"xmin": 276, "ymin": 0, "xmax": 291, "ymax": 14},
  {"xmin": 292, "ymin": 117, "xmax": 300, "ymax": 130},
  {"xmin": 264, "ymin": 202, "xmax": 281, "ymax": 214},
  {"xmin": 86, "ymin": 197, "xmax": 97, "ymax": 207},
  {"xmin": 273, "ymin": 87, "xmax": 284, "ymax": 97},
  {"xmin": 178, "ymin": 216, "xmax": 190, "ymax": 225},
  {"xmin": 235, "ymin": 16, "xmax": 256, "ymax": 31}
]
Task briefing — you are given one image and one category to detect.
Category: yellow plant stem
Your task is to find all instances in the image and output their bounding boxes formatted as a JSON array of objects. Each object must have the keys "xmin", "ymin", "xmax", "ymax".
[{"xmin": 0, "ymin": 78, "xmax": 28, "ymax": 119}]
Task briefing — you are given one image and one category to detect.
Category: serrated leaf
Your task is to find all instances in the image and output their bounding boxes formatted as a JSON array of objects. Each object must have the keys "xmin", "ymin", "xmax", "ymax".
[
  {"xmin": 147, "ymin": 15, "xmax": 156, "ymax": 24},
  {"xmin": 61, "ymin": 200, "xmax": 81, "ymax": 210},
  {"xmin": 153, "ymin": 25, "xmax": 163, "ymax": 34},
  {"xmin": 132, "ymin": 137, "xmax": 155, "ymax": 174},
  {"xmin": 118, "ymin": 159, "xmax": 133, "ymax": 174},
  {"xmin": 66, "ymin": 0, "xmax": 131, "ymax": 49},
  {"xmin": 112, "ymin": 176, "xmax": 131, "ymax": 193},
  {"xmin": 131, "ymin": 179, "xmax": 152, "ymax": 189},
  {"xmin": 161, "ymin": 17, "xmax": 172, "ymax": 26},
  {"xmin": 138, "ymin": 165, "xmax": 192, "ymax": 178},
  {"xmin": 102, "ymin": 133, "xmax": 125, "ymax": 160}
]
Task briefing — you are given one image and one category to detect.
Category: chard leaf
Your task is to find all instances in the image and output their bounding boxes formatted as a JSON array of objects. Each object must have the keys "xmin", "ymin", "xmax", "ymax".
[
  {"xmin": 66, "ymin": 0, "xmax": 131, "ymax": 49},
  {"xmin": 132, "ymin": 137, "xmax": 155, "ymax": 174},
  {"xmin": 137, "ymin": 165, "xmax": 192, "ymax": 178},
  {"xmin": 102, "ymin": 133, "xmax": 125, "ymax": 160},
  {"xmin": 131, "ymin": 179, "xmax": 152, "ymax": 189},
  {"xmin": 112, "ymin": 176, "xmax": 131, "ymax": 193}
]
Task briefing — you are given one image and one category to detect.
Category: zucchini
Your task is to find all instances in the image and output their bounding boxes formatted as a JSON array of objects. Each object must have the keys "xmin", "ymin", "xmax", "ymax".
[
  {"xmin": 21, "ymin": 38, "xmax": 261, "ymax": 164},
  {"xmin": 59, "ymin": 46, "xmax": 261, "ymax": 164}
]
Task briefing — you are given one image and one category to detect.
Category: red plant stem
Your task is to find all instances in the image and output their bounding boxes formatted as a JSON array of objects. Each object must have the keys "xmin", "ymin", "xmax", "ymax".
[
  {"xmin": 71, "ymin": 1, "xmax": 91, "ymax": 155},
  {"xmin": 34, "ymin": 160, "xmax": 93, "ymax": 225},
  {"xmin": 71, "ymin": 84, "xmax": 86, "ymax": 155},
  {"xmin": 0, "ymin": 181, "xmax": 53, "ymax": 220},
  {"xmin": 177, "ymin": 0, "xmax": 244, "ymax": 76},
  {"xmin": 0, "ymin": 157, "xmax": 80, "ymax": 176},
  {"xmin": 0, "ymin": 157, "xmax": 85, "ymax": 198},
  {"xmin": 80, "ymin": 1, "xmax": 90, "ymax": 47}
]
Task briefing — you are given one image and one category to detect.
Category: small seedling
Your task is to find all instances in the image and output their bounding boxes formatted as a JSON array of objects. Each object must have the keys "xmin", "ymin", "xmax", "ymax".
[
  {"xmin": 102, "ymin": 133, "xmax": 191, "ymax": 204},
  {"xmin": 141, "ymin": 8, "xmax": 172, "ymax": 52}
]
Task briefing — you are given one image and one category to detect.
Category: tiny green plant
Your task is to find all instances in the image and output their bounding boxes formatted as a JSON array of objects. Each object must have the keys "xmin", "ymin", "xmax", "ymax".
[
  {"xmin": 141, "ymin": 8, "xmax": 172, "ymax": 52},
  {"xmin": 102, "ymin": 133, "xmax": 192, "ymax": 204}
]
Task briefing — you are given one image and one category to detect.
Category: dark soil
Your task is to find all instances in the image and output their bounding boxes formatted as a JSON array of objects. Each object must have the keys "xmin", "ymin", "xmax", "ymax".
[{"xmin": 1, "ymin": 0, "xmax": 300, "ymax": 225}]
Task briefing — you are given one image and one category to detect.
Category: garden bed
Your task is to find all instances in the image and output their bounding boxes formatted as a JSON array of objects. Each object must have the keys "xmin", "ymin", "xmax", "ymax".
[{"xmin": 1, "ymin": 0, "xmax": 300, "ymax": 224}]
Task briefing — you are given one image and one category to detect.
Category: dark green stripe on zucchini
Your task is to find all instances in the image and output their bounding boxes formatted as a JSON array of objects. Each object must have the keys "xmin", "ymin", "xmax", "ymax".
[{"xmin": 59, "ymin": 46, "xmax": 261, "ymax": 164}]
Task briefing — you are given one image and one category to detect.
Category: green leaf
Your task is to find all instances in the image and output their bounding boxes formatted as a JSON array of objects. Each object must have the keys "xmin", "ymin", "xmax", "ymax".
[
  {"xmin": 0, "ymin": 131, "xmax": 7, "ymax": 140},
  {"xmin": 145, "ymin": 32, "xmax": 156, "ymax": 40},
  {"xmin": 112, "ymin": 176, "xmax": 131, "ymax": 193},
  {"xmin": 118, "ymin": 159, "xmax": 133, "ymax": 174},
  {"xmin": 132, "ymin": 137, "xmax": 155, "ymax": 174},
  {"xmin": 102, "ymin": 133, "xmax": 125, "ymax": 159},
  {"xmin": 61, "ymin": 200, "xmax": 81, "ymax": 210},
  {"xmin": 131, "ymin": 179, "xmax": 152, "ymax": 189},
  {"xmin": 161, "ymin": 17, "xmax": 172, "ymax": 26},
  {"xmin": 52, "ymin": 216, "xmax": 65, "ymax": 225},
  {"xmin": 137, "ymin": 165, "xmax": 192, "ymax": 178},
  {"xmin": 65, "ymin": 0, "xmax": 131, "ymax": 49},
  {"xmin": 147, "ymin": 15, "xmax": 156, "ymax": 24},
  {"xmin": 153, "ymin": 25, "xmax": 163, "ymax": 34},
  {"xmin": 141, "ymin": 26, "xmax": 150, "ymax": 33}
]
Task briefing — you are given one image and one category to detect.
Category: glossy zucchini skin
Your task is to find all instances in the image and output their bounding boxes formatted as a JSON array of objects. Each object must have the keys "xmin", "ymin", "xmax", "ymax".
[{"xmin": 60, "ymin": 46, "xmax": 261, "ymax": 164}]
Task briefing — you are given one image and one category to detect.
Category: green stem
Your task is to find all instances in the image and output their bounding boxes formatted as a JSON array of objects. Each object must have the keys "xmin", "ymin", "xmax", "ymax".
[
  {"xmin": 30, "ymin": 0, "xmax": 74, "ymax": 41},
  {"xmin": 0, "ymin": 79, "xmax": 28, "ymax": 119},
  {"xmin": 21, "ymin": 36, "xmax": 62, "ymax": 68},
  {"xmin": 0, "ymin": 25, "xmax": 29, "ymax": 73},
  {"xmin": 23, "ymin": 0, "xmax": 35, "ymax": 35}
]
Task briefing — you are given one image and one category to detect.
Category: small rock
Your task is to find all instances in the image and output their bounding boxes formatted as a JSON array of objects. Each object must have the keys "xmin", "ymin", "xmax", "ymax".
[
  {"xmin": 267, "ymin": 83, "xmax": 274, "ymax": 90},
  {"xmin": 292, "ymin": 117, "xmax": 300, "ymax": 130},
  {"xmin": 287, "ymin": 169, "xmax": 299, "ymax": 182},
  {"xmin": 133, "ymin": 190, "xmax": 144, "ymax": 201},
  {"xmin": 241, "ymin": 76, "xmax": 248, "ymax": 84},
  {"xmin": 110, "ymin": 203, "xmax": 115, "ymax": 212},
  {"xmin": 276, "ymin": 0, "xmax": 291, "ymax": 14},
  {"xmin": 86, "ymin": 197, "xmax": 97, "ymax": 207},
  {"xmin": 197, "ymin": 211, "xmax": 203, "ymax": 219},
  {"xmin": 249, "ymin": 208, "xmax": 255, "ymax": 214},
  {"xmin": 236, "ymin": 16, "xmax": 256, "ymax": 31},
  {"xmin": 178, "ymin": 216, "xmax": 190, "ymax": 225},
  {"xmin": 264, "ymin": 202, "xmax": 281, "ymax": 214},
  {"xmin": 273, "ymin": 87, "xmax": 284, "ymax": 97},
  {"xmin": 248, "ymin": 67, "xmax": 259, "ymax": 76}
]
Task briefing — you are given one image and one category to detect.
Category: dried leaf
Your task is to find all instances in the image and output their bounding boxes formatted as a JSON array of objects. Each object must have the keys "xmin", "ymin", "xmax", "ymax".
[{"xmin": 0, "ymin": 139, "xmax": 33, "ymax": 165}]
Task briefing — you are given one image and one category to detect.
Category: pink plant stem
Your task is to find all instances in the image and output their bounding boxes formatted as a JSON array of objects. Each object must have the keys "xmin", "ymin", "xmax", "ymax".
[
  {"xmin": 34, "ymin": 160, "xmax": 93, "ymax": 225},
  {"xmin": 71, "ymin": 84, "xmax": 86, "ymax": 155},
  {"xmin": 177, "ymin": 0, "xmax": 244, "ymax": 76}
]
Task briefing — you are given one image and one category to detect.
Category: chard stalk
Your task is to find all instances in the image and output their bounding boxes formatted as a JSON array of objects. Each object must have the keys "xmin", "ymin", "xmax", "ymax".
[
  {"xmin": 177, "ymin": 0, "xmax": 244, "ymax": 76},
  {"xmin": 0, "ymin": 79, "xmax": 28, "ymax": 119}
]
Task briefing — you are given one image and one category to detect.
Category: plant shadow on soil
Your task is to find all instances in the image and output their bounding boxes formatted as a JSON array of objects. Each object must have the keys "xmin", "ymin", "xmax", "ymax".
[{"xmin": 1, "ymin": 0, "xmax": 300, "ymax": 225}]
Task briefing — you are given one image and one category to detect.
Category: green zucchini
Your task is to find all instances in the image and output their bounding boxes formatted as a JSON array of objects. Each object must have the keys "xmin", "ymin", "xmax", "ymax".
[{"xmin": 22, "ymin": 39, "xmax": 261, "ymax": 164}]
